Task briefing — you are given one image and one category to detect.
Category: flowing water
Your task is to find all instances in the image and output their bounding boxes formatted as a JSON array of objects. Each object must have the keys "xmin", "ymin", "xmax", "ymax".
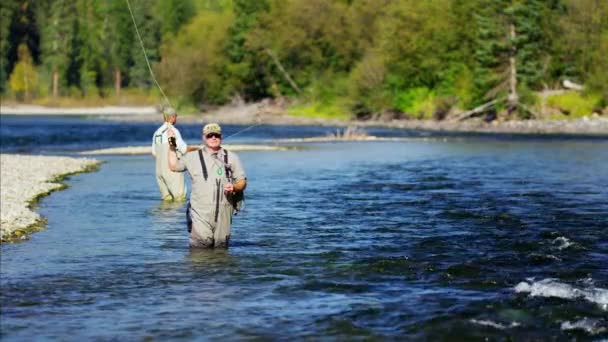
[{"xmin": 1, "ymin": 115, "xmax": 607, "ymax": 340}]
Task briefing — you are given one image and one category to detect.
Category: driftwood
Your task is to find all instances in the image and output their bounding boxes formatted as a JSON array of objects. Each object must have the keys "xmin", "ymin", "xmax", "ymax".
[{"xmin": 453, "ymin": 98, "xmax": 503, "ymax": 121}]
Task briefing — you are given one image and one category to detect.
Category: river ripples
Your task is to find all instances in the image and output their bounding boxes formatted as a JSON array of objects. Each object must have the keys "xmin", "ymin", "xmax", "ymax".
[{"xmin": 1, "ymin": 117, "xmax": 607, "ymax": 340}]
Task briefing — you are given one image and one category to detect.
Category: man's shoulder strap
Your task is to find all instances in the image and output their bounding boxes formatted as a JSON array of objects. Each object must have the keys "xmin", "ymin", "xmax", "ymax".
[
  {"xmin": 153, "ymin": 126, "xmax": 169, "ymax": 144},
  {"xmin": 197, "ymin": 149, "xmax": 208, "ymax": 181},
  {"xmin": 223, "ymin": 149, "xmax": 232, "ymax": 180}
]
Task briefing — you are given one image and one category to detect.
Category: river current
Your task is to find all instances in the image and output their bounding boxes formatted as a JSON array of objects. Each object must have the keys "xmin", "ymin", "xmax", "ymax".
[{"xmin": 1, "ymin": 115, "xmax": 607, "ymax": 340}]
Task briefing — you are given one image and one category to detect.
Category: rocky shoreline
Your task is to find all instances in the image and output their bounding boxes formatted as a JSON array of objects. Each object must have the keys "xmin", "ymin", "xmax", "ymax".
[
  {"xmin": 2, "ymin": 103, "xmax": 608, "ymax": 136},
  {"xmin": 0, "ymin": 154, "xmax": 100, "ymax": 242},
  {"xmin": 96, "ymin": 103, "xmax": 608, "ymax": 136}
]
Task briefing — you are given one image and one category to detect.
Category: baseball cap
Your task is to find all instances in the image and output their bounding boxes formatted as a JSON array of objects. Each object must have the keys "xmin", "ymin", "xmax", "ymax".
[
  {"xmin": 164, "ymin": 107, "xmax": 177, "ymax": 117},
  {"xmin": 203, "ymin": 123, "xmax": 222, "ymax": 136}
]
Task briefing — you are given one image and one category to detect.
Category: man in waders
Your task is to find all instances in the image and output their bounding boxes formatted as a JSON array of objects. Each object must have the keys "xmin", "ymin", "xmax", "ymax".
[
  {"xmin": 167, "ymin": 123, "xmax": 247, "ymax": 248},
  {"xmin": 152, "ymin": 108, "xmax": 188, "ymax": 201}
]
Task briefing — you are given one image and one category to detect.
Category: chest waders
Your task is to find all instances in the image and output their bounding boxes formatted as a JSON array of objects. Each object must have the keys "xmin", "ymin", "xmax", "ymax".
[
  {"xmin": 154, "ymin": 128, "xmax": 186, "ymax": 201},
  {"xmin": 186, "ymin": 149, "xmax": 236, "ymax": 233},
  {"xmin": 187, "ymin": 149, "xmax": 207, "ymax": 233}
]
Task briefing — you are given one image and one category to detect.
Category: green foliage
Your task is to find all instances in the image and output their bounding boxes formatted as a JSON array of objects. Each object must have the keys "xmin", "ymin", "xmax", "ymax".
[
  {"xmin": 393, "ymin": 87, "xmax": 435, "ymax": 119},
  {"xmin": 379, "ymin": 1, "xmax": 455, "ymax": 89},
  {"xmin": 157, "ymin": 10, "xmax": 235, "ymax": 104},
  {"xmin": 1, "ymin": 0, "xmax": 605, "ymax": 121},
  {"xmin": 9, "ymin": 44, "xmax": 39, "ymax": 100},
  {"xmin": 129, "ymin": 0, "xmax": 161, "ymax": 89},
  {"xmin": 246, "ymin": 0, "xmax": 358, "ymax": 96},
  {"xmin": 509, "ymin": 0, "xmax": 555, "ymax": 88},
  {"xmin": 517, "ymin": 85, "xmax": 539, "ymax": 106},
  {"xmin": 38, "ymin": 0, "xmax": 74, "ymax": 96},
  {"xmin": 556, "ymin": 0, "xmax": 608, "ymax": 95},
  {"xmin": 221, "ymin": 0, "xmax": 270, "ymax": 100},
  {"xmin": 156, "ymin": 0, "xmax": 195, "ymax": 38},
  {"xmin": 546, "ymin": 91, "xmax": 602, "ymax": 118},
  {"xmin": 0, "ymin": 1, "xmax": 15, "ymax": 94},
  {"xmin": 287, "ymin": 100, "xmax": 351, "ymax": 120},
  {"xmin": 436, "ymin": 63, "xmax": 475, "ymax": 109}
]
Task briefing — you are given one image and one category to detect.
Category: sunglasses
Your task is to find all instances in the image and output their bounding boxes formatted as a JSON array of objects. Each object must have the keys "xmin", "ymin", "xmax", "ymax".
[{"xmin": 206, "ymin": 133, "xmax": 222, "ymax": 139}]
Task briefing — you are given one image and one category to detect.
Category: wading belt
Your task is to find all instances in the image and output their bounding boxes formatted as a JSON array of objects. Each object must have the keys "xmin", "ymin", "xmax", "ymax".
[{"xmin": 198, "ymin": 150, "xmax": 208, "ymax": 180}]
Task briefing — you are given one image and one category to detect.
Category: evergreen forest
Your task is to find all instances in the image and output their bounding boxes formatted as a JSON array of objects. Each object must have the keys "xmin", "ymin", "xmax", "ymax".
[{"xmin": 1, "ymin": 0, "xmax": 607, "ymax": 120}]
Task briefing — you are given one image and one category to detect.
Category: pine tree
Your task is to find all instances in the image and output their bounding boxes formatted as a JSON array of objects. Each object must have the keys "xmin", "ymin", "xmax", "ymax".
[
  {"xmin": 75, "ymin": 0, "xmax": 105, "ymax": 97},
  {"xmin": 472, "ymin": 0, "xmax": 561, "ymax": 114},
  {"xmin": 0, "ymin": 1, "xmax": 16, "ymax": 94},
  {"xmin": 103, "ymin": 0, "xmax": 136, "ymax": 96},
  {"xmin": 38, "ymin": 0, "xmax": 75, "ymax": 97},
  {"xmin": 130, "ymin": 0, "xmax": 161, "ymax": 89}
]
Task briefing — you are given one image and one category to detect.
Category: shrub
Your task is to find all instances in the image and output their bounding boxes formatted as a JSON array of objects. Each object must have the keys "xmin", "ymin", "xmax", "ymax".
[
  {"xmin": 546, "ymin": 91, "xmax": 602, "ymax": 118},
  {"xmin": 393, "ymin": 87, "xmax": 435, "ymax": 119}
]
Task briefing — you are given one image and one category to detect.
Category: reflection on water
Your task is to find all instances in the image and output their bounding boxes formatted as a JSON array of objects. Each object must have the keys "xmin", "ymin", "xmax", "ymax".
[
  {"xmin": 1, "ymin": 131, "xmax": 608, "ymax": 339},
  {"xmin": 187, "ymin": 248, "xmax": 235, "ymax": 266}
]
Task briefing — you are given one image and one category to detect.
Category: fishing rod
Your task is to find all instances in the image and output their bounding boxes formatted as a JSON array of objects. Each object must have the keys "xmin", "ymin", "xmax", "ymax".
[{"xmin": 125, "ymin": 0, "xmax": 263, "ymax": 144}]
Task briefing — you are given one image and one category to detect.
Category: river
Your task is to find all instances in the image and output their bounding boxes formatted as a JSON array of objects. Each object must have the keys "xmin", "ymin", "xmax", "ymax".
[{"xmin": 1, "ymin": 115, "xmax": 607, "ymax": 339}]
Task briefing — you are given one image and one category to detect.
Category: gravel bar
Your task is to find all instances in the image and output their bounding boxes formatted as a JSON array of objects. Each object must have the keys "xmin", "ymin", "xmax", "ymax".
[{"xmin": 0, "ymin": 154, "xmax": 100, "ymax": 242}]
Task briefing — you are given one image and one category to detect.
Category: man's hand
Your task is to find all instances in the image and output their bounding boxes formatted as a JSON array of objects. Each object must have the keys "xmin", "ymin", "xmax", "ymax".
[
  {"xmin": 167, "ymin": 126, "xmax": 177, "ymax": 150},
  {"xmin": 167, "ymin": 126, "xmax": 179, "ymax": 171},
  {"xmin": 224, "ymin": 182, "xmax": 235, "ymax": 194}
]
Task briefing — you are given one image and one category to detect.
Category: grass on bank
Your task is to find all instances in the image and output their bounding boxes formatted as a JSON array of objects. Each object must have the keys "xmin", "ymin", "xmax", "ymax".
[
  {"xmin": 2, "ymin": 87, "xmax": 605, "ymax": 121},
  {"xmin": 287, "ymin": 100, "xmax": 352, "ymax": 121},
  {"xmin": 1, "ymin": 88, "xmax": 159, "ymax": 107},
  {"xmin": 544, "ymin": 91, "xmax": 604, "ymax": 119},
  {"xmin": 0, "ymin": 90, "xmax": 207, "ymax": 116}
]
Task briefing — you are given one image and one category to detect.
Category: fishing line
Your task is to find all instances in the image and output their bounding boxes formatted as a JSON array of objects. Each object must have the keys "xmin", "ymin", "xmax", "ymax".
[
  {"xmin": 124, "ymin": 0, "xmax": 173, "ymax": 118},
  {"xmin": 222, "ymin": 119, "xmax": 263, "ymax": 141},
  {"xmin": 125, "ymin": 0, "xmax": 264, "ymax": 140}
]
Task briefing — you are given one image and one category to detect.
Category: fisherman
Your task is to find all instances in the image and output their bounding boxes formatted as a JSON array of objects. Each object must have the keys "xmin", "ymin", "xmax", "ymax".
[
  {"xmin": 167, "ymin": 123, "xmax": 247, "ymax": 248},
  {"xmin": 152, "ymin": 108, "xmax": 188, "ymax": 201}
]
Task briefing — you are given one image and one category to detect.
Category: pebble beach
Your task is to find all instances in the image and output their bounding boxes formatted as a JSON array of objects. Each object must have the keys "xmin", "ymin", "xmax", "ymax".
[{"xmin": 0, "ymin": 154, "xmax": 100, "ymax": 242}]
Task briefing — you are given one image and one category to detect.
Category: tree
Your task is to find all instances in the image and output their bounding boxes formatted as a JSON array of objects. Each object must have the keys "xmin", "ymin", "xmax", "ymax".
[
  {"xmin": 558, "ymin": 0, "xmax": 608, "ymax": 96},
  {"xmin": 221, "ymin": 0, "xmax": 270, "ymax": 100},
  {"xmin": 38, "ymin": 0, "xmax": 76, "ymax": 97},
  {"xmin": 157, "ymin": 10, "xmax": 235, "ymax": 104},
  {"xmin": 156, "ymin": 0, "xmax": 195, "ymax": 38},
  {"xmin": 129, "ymin": 0, "xmax": 161, "ymax": 89},
  {"xmin": 0, "ymin": 1, "xmax": 16, "ymax": 94},
  {"xmin": 247, "ymin": 0, "xmax": 357, "ymax": 97},
  {"xmin": 5, "ymin": 1, "xmax": 41, "ymax": 96},
  {"xmin": 9, "ymin": 43, "xmax": 38, "ymax": 101}
]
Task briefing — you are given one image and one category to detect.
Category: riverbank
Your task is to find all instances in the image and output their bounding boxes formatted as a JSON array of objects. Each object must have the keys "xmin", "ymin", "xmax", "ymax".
[
  {"xmin": 0, "ymin": 104, "xmax": 157, "ymax": 115},
  {"xmin": 2, "ymin": 103, "xmax": 608, "ymax": 136},
  {"xmin": 0, "ymin": 154, "xmax": 100, "ymax": 242}
]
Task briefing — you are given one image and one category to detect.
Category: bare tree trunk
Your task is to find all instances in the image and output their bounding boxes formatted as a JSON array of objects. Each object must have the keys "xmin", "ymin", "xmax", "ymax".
[
  {"xmin": 265, "ymin": 49, "xmax": 301, "ymax": 95},
  {"xmin": 115, "ymin": 68, "xmax": 121, "ymax": 97},
  {"xmin": 52, "ymin": 66, "xmax": 59, "ymax": 98},
  {"xmin": 507, "ymin": 22, "xmax": 518, "ymax": 111}
]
